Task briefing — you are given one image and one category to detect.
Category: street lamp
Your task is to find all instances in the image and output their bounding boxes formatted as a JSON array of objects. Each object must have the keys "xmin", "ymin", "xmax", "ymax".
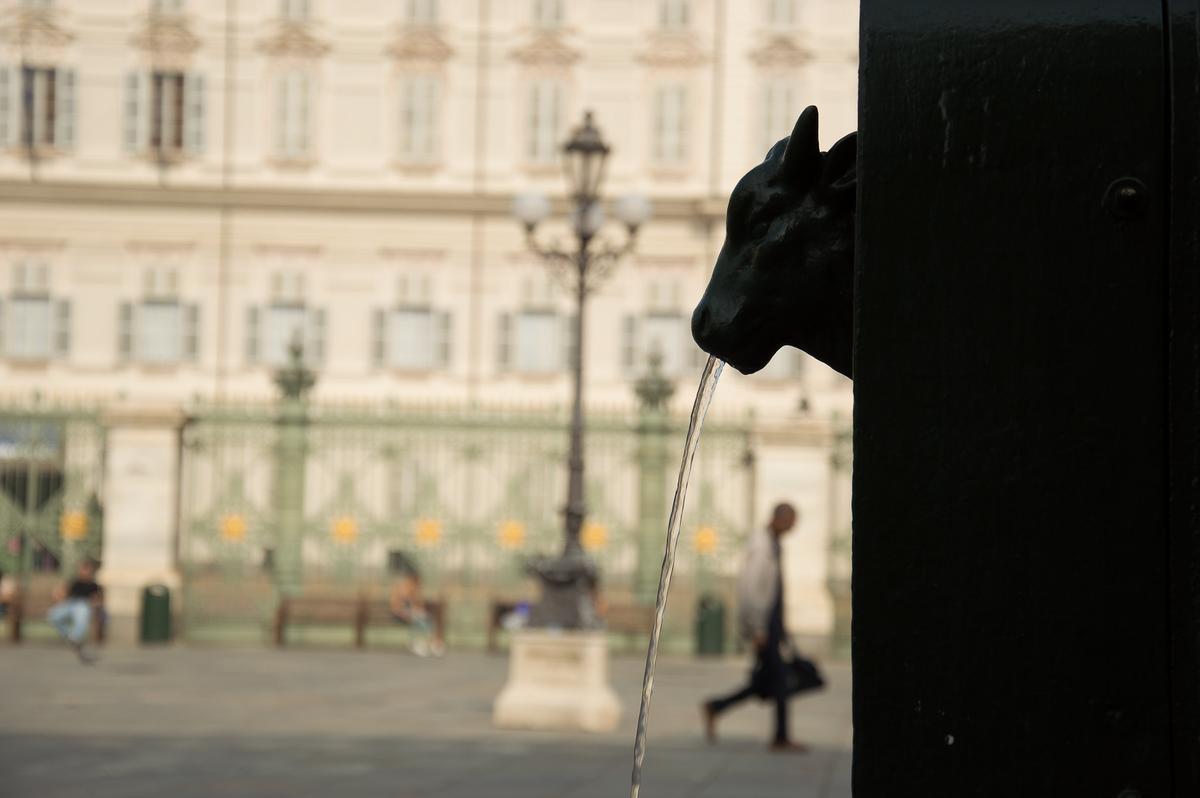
[{"xmin": 513, "ymin": 110, "xmax": 651, "ymax": 629}]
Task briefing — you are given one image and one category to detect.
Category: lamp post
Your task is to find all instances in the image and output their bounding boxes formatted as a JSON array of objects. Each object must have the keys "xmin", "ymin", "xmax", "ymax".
[{"xmin": 513, "ymin": 110, "xmax": 651, "ymax": 628}]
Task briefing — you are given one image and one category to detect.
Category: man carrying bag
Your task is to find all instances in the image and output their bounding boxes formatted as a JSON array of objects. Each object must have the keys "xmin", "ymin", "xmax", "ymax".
[{"xmin": 701, "ymin": 503, "xmax": 824, "ymax": 751}]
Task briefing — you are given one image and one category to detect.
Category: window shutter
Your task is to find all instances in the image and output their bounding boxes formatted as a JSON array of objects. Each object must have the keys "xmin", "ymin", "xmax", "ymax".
[
  {"xmin": 184, "ymin": 73, "xmax": 206, "ymax": 154},
  {"xmin": 118, "ymin": 302, "xmax": 134, "ymax": 362},
  {"xmin": 124, "ymin": 72, "xmax": 146, "ymax": 153},
  {"xmin": 245, "ymin": 306, "xmax": 259, "ymax": 364},
  {"xmin": 497, "ymin": 313, "xmax": 512, "ymax": 371},
  {"xmin": 184, "ymin": 303, "xmax": 200, "ymax": 361},
  {"xmin": 372, "ymin": 308, "xmax": 387, "ymax": 367},
  {"xmin": 54, "ymin": 68, "xmax": 76, "ymax": 150},
  {"xmin": 54, "ymin": 300, "xmax": 71, "ymax": 357},
  {"xmin": 0, "ymin": 66, "xmax": 13, "ymax": 148},
  {"xmin": 437, "ymin": 310, "xmax": 451, "ymax": 367},
  {"xmin": 306, "ymin": 307, "xmax": 326, "ymax": 364},
  {"xmin": 0, "ymin": 299, "xmax": 5, "ymax": 356},
  {"xmin": 622, "ymin": 315, "xmax": 638, "ymax": 371},
  {"xmin": 296, "ymin": 73, "xmax": 310, "ymax": 155}
]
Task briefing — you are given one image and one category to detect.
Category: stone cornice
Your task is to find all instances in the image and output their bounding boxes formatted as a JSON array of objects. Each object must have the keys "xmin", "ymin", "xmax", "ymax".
[{"xmin": 0, "ymin": 180, "xmax": 727, "ymax": 222}]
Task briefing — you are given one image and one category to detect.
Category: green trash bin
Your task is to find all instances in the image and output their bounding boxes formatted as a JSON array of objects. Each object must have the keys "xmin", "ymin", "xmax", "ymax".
[
  {"xmin": 140, "ymin": 584, "xmax": 172, "ymax": 644},
  {"xmin": 695, "ymin": 594, "xmax": 726, "ymax": 656}
]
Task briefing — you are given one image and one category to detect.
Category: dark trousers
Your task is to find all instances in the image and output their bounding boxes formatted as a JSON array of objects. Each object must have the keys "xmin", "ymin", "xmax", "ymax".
[{"xmin": 706, "ymin": 620, "xmax": 790, "ymax": 743}]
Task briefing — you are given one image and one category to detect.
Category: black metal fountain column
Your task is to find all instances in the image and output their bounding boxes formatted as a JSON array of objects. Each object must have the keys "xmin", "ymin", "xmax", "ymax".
[{"xmin": 513, "ymin": 111, "xmax": 651, "ymax": 629}]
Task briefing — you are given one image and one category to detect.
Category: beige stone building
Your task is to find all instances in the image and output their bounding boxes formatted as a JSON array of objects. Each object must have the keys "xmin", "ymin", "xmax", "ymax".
[{"xmin": 0, "ymin": 0, "xmax": 856, "ymax": 642}]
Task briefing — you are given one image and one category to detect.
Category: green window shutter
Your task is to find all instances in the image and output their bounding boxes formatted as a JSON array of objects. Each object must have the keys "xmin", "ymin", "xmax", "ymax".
[
  {"xmin": 123, "ymin": 72, "xmax": 146, "ymax": 153},
  {"xmin": 497, "ymin": 312, "xmax": 512, "ymax": 372},
  {"xmin": 245, "ymin": 306, "xmax": 259, "ymax": 364},
  {"xmin": 622, "ymin": 315, "xmax": 638, "ymax": 371},
  {"xmin": 184, "ymin": 73, "xmax": 206, "ymax": 154},
  {"xmin": 54, "ymin": 68, "xmax": 76, "ymax": 150},
  {"xmin": 372, "ymin": 308, "xmax": 387, "ymax": 368},
  {"xmin": 437, "ymin": 310, "xmax": 452, "ymax": 368},
  {"xmin": 55, "ymin": 299, "xmax": 71, "ymax": 357},
  {"xmin": 118, "ymin": 302, "xmax": 134, "ymax": 362},
  {"xmin": 306, "ymin": 307, "xmax": 326, "ymax": 365},
  {"xmin": 184, "ymin": 303, "xmax": 200, "ymax": 361}
]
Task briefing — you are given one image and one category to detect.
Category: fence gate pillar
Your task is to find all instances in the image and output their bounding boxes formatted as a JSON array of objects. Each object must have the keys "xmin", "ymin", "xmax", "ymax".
[
  {"xmin": 101, "ymin": 403, "xmax": 185, "ymax": 643},
  {"xmin": 633, "ymin": 353, "xmax": 675, "ymax": 605},
  {"xmin": 271, "ymin": 340, "xmax": 316, "ymax": 598}
]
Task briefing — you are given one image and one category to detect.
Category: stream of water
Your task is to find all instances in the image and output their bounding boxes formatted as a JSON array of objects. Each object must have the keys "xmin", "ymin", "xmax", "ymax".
[{"xmin": 629, "ymin": 355, "xmax": 726, "ymax": 798}]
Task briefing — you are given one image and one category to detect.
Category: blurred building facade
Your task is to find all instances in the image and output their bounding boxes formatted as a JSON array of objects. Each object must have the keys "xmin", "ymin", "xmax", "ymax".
[{"xmin": 0, "ymin": 0, "xmax": 856, "ymax": 645}]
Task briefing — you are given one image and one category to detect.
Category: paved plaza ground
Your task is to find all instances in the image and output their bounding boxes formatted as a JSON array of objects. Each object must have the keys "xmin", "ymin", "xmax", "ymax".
[{"xmin": 0, "ymin": 643, "xmax": 852, "ymax": 798}]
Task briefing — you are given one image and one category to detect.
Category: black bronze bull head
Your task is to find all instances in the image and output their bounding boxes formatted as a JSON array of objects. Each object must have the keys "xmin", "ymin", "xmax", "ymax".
[{"xmin": 692, "ymin": 106, "xmax": 856, "ymax": 378}]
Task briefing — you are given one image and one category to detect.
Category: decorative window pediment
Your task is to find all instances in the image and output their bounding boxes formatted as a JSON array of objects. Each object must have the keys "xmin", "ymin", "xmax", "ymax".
[
  {"xmin": 130, "ymin": 14, "xmax": 201, "ymax": 72},
  {"xmin": 387, "ymin": 27, "xmax": 454, "ymax": 65},
  {"xmin": 748, "ymin": 35, "xmax": 812, "ymax": 69},
  {"xmin": 511, "ymin": 31, "xmax": 580, "ymax": 68},
  {"xmin": 1, "ymin": 6, "xmax": 74, "ymax": 65},
  {"xmin": 259, "ymin": 22, "xmax": 330, "ymax": 59},
  {"xmin": 636, "ymin": 31, "xmax": 709, "ymax": 69}
]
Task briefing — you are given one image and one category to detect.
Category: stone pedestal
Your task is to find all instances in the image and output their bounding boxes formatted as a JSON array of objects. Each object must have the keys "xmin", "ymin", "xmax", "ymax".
[
  {"xmin": 493, "ymin": 629, "xmax": 621, "ymax": 733},
  {"xmin": 100, "ymin": 404, "xmax": 184, "ymax": 644}
]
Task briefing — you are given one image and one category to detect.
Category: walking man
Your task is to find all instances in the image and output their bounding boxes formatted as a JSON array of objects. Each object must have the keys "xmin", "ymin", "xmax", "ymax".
[
  {"xmin": 702, "ymin": 502, "xmax": 808, "ymax": 751},
  {"xmin": 47, "ymin": 557, "xmax": 102, "ymax": 664}
]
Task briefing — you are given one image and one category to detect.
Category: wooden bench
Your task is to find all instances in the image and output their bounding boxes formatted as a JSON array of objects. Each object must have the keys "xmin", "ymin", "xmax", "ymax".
[
  {"xmin": 485, "ymin": 598, "xmax": 654, "ymax": 652},
  {"xmin": 274, "ymin": 595, "xmax": 446, "ymax": 649},
  {"xmin": 8, "ymin": 587, "xmax": 106, "ymax": 644}
]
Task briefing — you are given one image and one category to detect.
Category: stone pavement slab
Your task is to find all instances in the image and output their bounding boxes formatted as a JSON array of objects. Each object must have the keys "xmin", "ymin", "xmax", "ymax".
[{"xmin": 0, "ymin": 645, "xmax": 852, "ymax": 798}]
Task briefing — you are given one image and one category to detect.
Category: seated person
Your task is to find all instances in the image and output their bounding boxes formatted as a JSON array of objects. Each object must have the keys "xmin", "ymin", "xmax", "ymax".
[
  {"xmin": 47, "ymin": 557, "xmax": 102, "ymax": 664},
  {"xmin": 388, "ymin": 555, "xmax": 444, "ymax": 657}
]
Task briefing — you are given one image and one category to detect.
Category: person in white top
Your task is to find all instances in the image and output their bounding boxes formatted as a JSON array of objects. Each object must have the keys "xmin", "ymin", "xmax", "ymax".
[{"xmin": 702, "ymin": 503, "xmax": 807, "ymax": 752}]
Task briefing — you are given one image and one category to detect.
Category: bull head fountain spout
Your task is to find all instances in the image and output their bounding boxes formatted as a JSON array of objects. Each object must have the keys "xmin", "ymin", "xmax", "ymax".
[{"xmin": 692, "ymin": 106, "xmax": 857, "ymax": 378}]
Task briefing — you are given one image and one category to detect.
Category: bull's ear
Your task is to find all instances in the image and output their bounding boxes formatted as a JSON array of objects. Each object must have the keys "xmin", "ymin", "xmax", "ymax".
[
  {"xmin": 780, "ymin": 106, "xmax": 820, "ymax": 187},
  {"xmin": 822, "ymin": 131, "xmax": 857, "ymax": 202}
]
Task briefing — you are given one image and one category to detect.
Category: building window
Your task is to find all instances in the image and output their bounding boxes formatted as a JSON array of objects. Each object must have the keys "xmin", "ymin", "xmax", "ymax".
[
  {"xmin": 117, "ymin": 268, "xmax": 199, "ymax": 365},
  {"xmin": 527, "ymin": 80, "xmax": 563, "ymax": 165},
  {"xmin": 398, "ymin": 74, "xmax": 439, "ymax": 164},
  {"xmin": 0, "ymin": 66, "xmax": 76, "ymax": 152},
  {"xmin": 652, "ymin": 84, "xmax": 688, "ymax": 166},
  {"xmin": 766, "ymin": 0, "xmax": 796, "ymax": 27},
  {"xmin": 622, "ymin": 313, "xmax": 702, "ymax": 376},
  {"xmin": 761, "ymin": 79, "xmax": 797, "ymax": 155},
  {"xmin": 20, "ymin": 0, "xmax": 54, "ymax": 9},
  {"xmin": 2, "ymin": 262, "xmax": 70, "ymax": 362},
  {"xmin": 281, "ymin": 0, "xmax": 311, "ymax": 22},
  {"xmin": 275, "ymin": 71, "xmax": 312, "ymax": 160},
  {"xmin": 533, "ymin": 0, "xmax": 564, "ymax": 28},
  {"xmin": 246, "ymin": 272, "xmax": 324, "ymax": 367},
  {"xmin": 124, "ymin": 71, "xmax": 205, "ymax": 158},
  {"xmin": 659, "ymin": 0, "xmax": 690, "ymax": 30},
  {"xmin": 497, "ymin": 310, "xmax": 575, "ymax": 375},
  {"xmin": 373, "ymin": 307, "xmax": 451, "ymax": 371},
  {"xmin": 405, "ymin": 0, "xmax": 438, "ymax": 25}
]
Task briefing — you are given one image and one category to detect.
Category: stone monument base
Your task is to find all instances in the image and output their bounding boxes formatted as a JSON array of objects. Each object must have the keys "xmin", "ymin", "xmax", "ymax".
[{"xmin": 493, "ymin": 629, "xmax": 621, "ymax": 733}]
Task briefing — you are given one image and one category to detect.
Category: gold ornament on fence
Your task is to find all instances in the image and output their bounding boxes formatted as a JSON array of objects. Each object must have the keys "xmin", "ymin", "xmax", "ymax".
[
  {"xmin": 331, "ymin": 516, "xmax": 359, "ymax": 544},
  {"xmin": 415, "ymin": 518, "xmax": 442, "ymax": 548},
  {"xmin": 60, "ymin": 511, "xmax": 88, "ymax": 541},
  {"xmin": 693, "ymin": 525, "xmax": 719, "ymax": 555},
  {"xmin": 220, "ymin": 513, "xmax": 247, "ymax": 542},
  {"xmin": 581, "ymin": 521, "xmax": 608, "ymax": 552},
  {"xmin": 498, "ymin": 520, "xmax": 526, "ymax": 550}
]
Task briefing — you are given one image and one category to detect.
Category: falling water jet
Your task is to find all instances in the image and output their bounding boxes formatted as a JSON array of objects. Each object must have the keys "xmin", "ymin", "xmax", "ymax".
[{"xmin": 630, "ymin": 355, "xmax": 725, "ymax": 798}]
